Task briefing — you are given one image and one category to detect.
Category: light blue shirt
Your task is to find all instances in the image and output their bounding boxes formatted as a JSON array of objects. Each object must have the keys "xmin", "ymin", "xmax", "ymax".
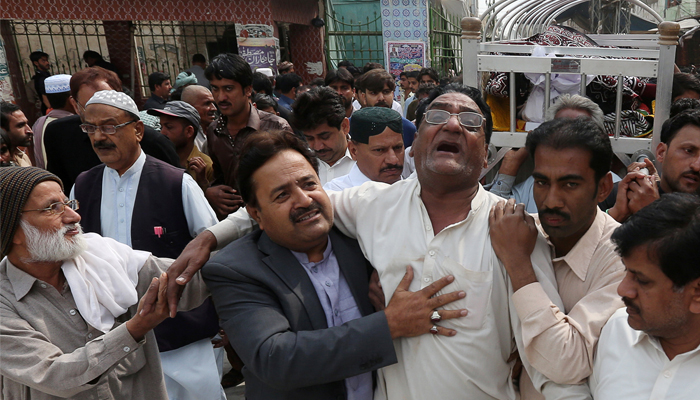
[
  {"xmin": 70, "ymin": 150, "xmax": 218, "ymax": 246},
  {"xmin": 290, "ymin": 239, "xmax": 372, "ymax": 400},
  {"xmin": 323, "ymin": 164, "xmax": 371, "ymax": 192}
]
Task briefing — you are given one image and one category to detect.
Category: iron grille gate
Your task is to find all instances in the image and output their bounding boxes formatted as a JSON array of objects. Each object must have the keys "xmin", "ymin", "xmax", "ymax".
[
  {"xmin": 11, "ymin": 20, "xmax": 110, "ymax": 84},
  {"xmin": 428, "ymin": 4, "xmax": 462, "ymax": 78},
  {"xmin": 132, "ymin": 21, "xmax": 237, "ymax": 96},
  {"xmin": 325, "ymin": 7, "xmax": 384, "ymax": 69}
]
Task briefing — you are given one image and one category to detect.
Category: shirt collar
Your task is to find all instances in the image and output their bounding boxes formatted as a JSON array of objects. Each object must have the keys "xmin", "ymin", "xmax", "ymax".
[
  {"xmin": 348, "ymin": 164, "xmax": 371, "ymax": 186},
  {"xmin": 319, "ymin": 148, "xmax": 353, "ymax": 169},
  {"xmin": 214, "ymin": 103, "xmax": 258, "ymax": 137},
  {"xmin": 548, "ymin": 207, "xmax": 607, "ymax": 282},
  {"xmin": 150, "ymin": 94, "xmax": 166, "ymax": 104},
  {"xmin": 5, "ymin": 259, "xmax": 41, "ymax": 301},
  {"xmin": 290, "ymin": 236, "xmax": 333, "ymax": 266},
  {"xmin": 105, "ymin": 148, "xmax": 145, "ymax": 178},
  {"xmin": 414, "ymin": 180, "xmax": 488, "ymax": 225}
]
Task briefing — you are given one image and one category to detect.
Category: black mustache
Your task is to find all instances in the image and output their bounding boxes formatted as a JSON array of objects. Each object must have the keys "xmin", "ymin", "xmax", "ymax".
[
  {"xmin": 290, "ymin": 201, "xmax": 323, "ymax": 223},
  {"xmin": 539, "ymin": 208, "xmax": 570, "ymax": 221},
  {"xmin": 380, "ymin": 164, "xmax": 402, "ymax": 173},
  {"xmin": 218, "ymin": 102, "xmax": 232, "ymax": 107},
  {"xmin": 622, "ymin": 297, "xmax": 640, "ymax": 314},
  {"xmin": 93, "ymin": 140, "xmax": 116, "ymax": 150}
]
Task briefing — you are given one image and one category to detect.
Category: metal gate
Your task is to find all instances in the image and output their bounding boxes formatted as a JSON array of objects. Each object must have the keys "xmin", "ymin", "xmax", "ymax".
[
  {"xmin": 325, "ymin": 2, "xmax": 384, "ymax": 70},
  {"xmin": 11, "ymin": 20, "xmax": 110, "ymax": 84},
  {"xmin": 132, "ymin": 21, "xmax": 237, "ymax": 96},
  {"xmin": 428, "ymin": 4, "xmax": 462, "ymax": 78}
]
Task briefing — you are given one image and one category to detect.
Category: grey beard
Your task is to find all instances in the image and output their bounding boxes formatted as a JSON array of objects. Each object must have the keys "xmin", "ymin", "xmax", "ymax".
[{"xmin": 19, "ymin": 220, "xmax": 87, "ymax": 263}]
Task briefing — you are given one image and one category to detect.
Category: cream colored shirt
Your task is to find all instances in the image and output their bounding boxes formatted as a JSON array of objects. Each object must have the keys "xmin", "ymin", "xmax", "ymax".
[
  {"xmin": 317, "ymin": 148, "xmax": 355, "ymax": 185},
  {"xmin": 590, "ymin": 308, "xmax": 700, "ymax": 400},
  {"xmin": 514, "ymin": 208, "xmax": 625, "ymax": 386},
  {"xmin": 328, "ymin": 179, "xmax": 590, "ymax": 400}
]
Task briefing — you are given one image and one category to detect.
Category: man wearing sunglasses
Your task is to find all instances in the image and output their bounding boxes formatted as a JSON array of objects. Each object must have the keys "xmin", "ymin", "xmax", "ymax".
[
  {"xmin": 168, "ymin": 84, "xmax": 588, "ymax": 399},
  {"xmin": 0, "ymin": 166, "xmax": 210, "ymax": 399},
  {"xmin": 70, "ymin": 90, "xmax": 223, "ymax": 400}
]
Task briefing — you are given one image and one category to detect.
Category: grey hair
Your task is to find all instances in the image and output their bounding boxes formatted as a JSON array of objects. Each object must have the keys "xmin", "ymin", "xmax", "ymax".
[{"xmin": 545, "ymin": 94, "xmax": 605, "ymax": 130}]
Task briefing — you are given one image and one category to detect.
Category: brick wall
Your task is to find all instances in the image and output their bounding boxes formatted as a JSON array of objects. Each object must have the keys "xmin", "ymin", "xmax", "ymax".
[{"xmin": 289, "ymin": 24, "xmax": 325, "ymax": 83}]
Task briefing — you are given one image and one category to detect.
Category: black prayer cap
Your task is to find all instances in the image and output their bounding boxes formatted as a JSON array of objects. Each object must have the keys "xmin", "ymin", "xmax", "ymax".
[{"xmin": 350, "ymin": 107, "xmax": 403, "ymax": 144}]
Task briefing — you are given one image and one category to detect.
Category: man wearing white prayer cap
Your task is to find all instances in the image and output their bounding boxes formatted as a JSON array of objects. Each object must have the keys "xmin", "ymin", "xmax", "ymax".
[
  {"xmin": 32, "ymin": 74, "xmax": 76, "ymax": 169},
  {"xmin": 69, "ymin": 90, "xmax": 224, "ymax": 400},
  {"xmin": 0, "ymin": 166, "xmax": 210, "ymax": 399}
]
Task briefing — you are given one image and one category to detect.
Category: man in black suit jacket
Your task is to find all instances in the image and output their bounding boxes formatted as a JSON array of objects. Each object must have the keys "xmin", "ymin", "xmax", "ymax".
[
  {"xmin": 202, "ymin": 130, "xmax": 465, "ymax": 400},
  {"xmin": 43, "ymin": 66, "xmax": 178, "ymax": 192}
]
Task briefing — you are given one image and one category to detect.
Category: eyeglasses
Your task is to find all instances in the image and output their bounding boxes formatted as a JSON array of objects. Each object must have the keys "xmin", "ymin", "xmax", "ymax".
[
  {"xmin": 424, "ymin": 109, "xmax": 484, "ymax": 129},
  {"xmin": 22, "ymin": 200, "xmax": 80, "ymax": 215},
  {"xmin": 80, "ymin": 120, "xmax": 136, "ymax": 135}
]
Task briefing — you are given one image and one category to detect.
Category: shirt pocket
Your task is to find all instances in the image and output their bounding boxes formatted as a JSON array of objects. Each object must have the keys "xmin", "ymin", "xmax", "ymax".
[{"xmin": 434, "ymin": 257, "xmax": 493, "ymax": 330}]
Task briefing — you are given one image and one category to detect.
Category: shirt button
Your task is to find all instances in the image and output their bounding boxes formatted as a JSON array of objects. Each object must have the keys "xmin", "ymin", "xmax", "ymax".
[
  {"xmin": 87, "ymin": 333, "xmax": 93, "ymax": 339},
  {"xmin": 429, "ymin": 250, "xmax": 436, "ymax": 257},
  {"xmin": 40, "ymin": 283, "xmax": 47, "ymax": 289},
  {"xmin": 119, "ymin": 203, "xmax": 124, "ymax": 207},
  {"xmin": 69, "ymin": 309, "xmax": 77, "ymax": 316},
  {"xmin": 664, "ymin": 371, "xmax": 672, "ymax": 378},
  {"xmin": 425, "ymin": 225, "xmax": 430, "ymax": 231},
  {"xmin": 120, "ymin": 219, "xmax": 125, "ymax": 223},
  {"xmin": 424, "ymin": 277, "xmax": 431, "ymax": 282},
  {"xmin": 334, "ymin": 309, "xmax": 339, "ymax": 316},
  {"xmin": 312, "ymin": 267, "xmax": 318, "ymax": 273},
  {"xmin": 325, "ymin": 281, "xmax": 332, "ymax": 287},
  {"xmin": 123, "ymin": 346, "xmax": 131, "ymax": 352},
  {"xmin": 119, "ymin": 188, "xmax": 124, "ymax": 192}
]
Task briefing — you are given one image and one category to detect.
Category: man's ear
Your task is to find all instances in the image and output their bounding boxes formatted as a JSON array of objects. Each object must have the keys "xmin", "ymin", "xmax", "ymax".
[
  {"xmin": 687, "ymin": 277, "xmax": 700, "ymax": 314},
  {"xmin": 185, "ymin": 125, "xmax": 196, "ymax": 141},
  {"xmin": 596, "ymin": 172, "xmax": 614, "ymax": 202},
  {"xmin": 656, "ymin": 142, "xmax": 668, "ymax": 164},
  {"xmin": 244, "ymin": 85, "xmax": 253, "ymax": 99},
  {"xmin": 246, "ymin": 205, "xmax": 264, "ymax": 230},
  {"xmin": 134, "ymin": 121, "xmax": 145, "ymax": 143},
  {"xmin": 348, "ymin": 141, "xmax": 358, "ymax": 160},
  {"xmin": 341, "ymin": 118, "xmax": 350, "ymax": 136}
]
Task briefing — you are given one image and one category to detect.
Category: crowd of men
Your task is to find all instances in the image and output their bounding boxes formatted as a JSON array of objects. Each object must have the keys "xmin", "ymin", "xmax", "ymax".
[{"xmin": 1, "ymin": 47, "xmax": 700, "ymax": 400}]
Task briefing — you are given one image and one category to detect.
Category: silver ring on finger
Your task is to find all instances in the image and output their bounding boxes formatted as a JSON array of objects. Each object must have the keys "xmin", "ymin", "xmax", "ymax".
[
  {"xmin": 430, "ymin": 310, "xmax": 442, "ymax": 323},
  {"xmin": 430, "ymin": 325, "xmax": 439, "ymax": 334}
]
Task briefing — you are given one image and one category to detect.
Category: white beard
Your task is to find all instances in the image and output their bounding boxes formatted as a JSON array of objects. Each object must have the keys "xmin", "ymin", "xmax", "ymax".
[{"xmin": 19, "ymin": 220, "xmax": 87, "ymax": 262}]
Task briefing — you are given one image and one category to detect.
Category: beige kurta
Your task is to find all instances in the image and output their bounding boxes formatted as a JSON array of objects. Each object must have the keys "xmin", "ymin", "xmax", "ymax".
[{"xmin": 0, "ymin": 255, "xmax": 209, "ymax": 399}]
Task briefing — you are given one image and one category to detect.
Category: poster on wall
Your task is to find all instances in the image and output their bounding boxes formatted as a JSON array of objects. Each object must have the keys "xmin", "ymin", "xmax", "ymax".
[
  {"xmin": 0, "ymin": 38, "xmax": 15, "ymax": 102},
  {"xmin": 385, "ymin": 41, "xmax": 425, "ymax": 78},
  {"xmin": 236, "ymin": 24, "xmax": 279, "ymax": 73}
]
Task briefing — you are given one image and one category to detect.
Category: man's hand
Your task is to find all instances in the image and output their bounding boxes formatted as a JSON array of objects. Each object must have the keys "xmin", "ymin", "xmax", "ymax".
[
  {"xmin": 163, "ymin": 230, "xmax": 218, "ymax": 318},
  {"xmin": 188, "ymin": 156, "xmax": 209, "ymax": 191},
  {"xmin": 205, "ymin": 185, "xmax": 244, "ymax": 219},
  {"xmin": 368, "ymin": 269, "xmax": 386, "ymax": 311},
  {"xmin": 126, "ymin": 272, "xmax": 171, "ymax": 341},
  {"xmin": 607, "ymin": 169, "xmax": 659, "ymax": 222},
  {"xmin": 498, "ymin": 148, "xmax": 529, "ymax": 176},
  {"xmin": 384, "ymin": 266, "xmax": 467, "ymax": 339},
  {"xmin": 489, "ymin": 198, "xmax": 538, "ymax": 292}
]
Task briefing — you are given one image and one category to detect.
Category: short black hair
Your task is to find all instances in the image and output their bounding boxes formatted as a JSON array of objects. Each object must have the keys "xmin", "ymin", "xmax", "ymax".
[
  {"xmin": 205, "ymin": 53, "xmax": 253, "ymax": 88},
  {"xmin": 324, "ymin": 68, "xmax": 354, "ymax": 89},
  {"xmin": 1, "ymin": 102, "xmax": 22, "ymax": 131},
  {"xmin": 672, "ymin": 73, "xmax": 700, "ymax": 100},
  {"xmin": 418, "ymin": 67, "xmax": 439, "ymax": 83},
  {"xmin": 236, "ymin": 130, "xmax": 318, "ymax": 207},
  {"xmin": 46, "ymin": 91, "xmax": 71, "ymax": 109},
  {"xmin": 169, "ymin": 86, "xmax": 184, "ymax": 101},
  {"xmin": 526, "ymin": 118, "xmax": 613, "ymax": 182},
  {"xmin": 276, "ymin": 73, "xmax": 303, "ymax": 94},
  {"xmin": 148, "ymin": 72, "xmax": 170, "ymax": 91},
  {"xmin": 252, "ymin": 93, "xmax": 278, "ymax": 112},
  {"xmin": 338, "ymin": 60, "xmax": 355, "ymax": 68},
  {"xmin": 670, "ymin": 98, "xmax": 700, "ymax": 117},
  {"xmin": 406, "ymin": 71, "xmax": 419, "ymax": 79},
  {"xmin": 310, "ymin": 78, "xmax": 325, "ymax": 87},
  {"xmin": 192, "ymin": 53, "xmax": 206, "ymax": 64},
  {"xmin": 611, "ymin": 192, "xmax": 700, "ymax": 289},
  {"xmin": 362, "ymin": 62, "xmax": 384, "ymax": 74},
  {"xmin": 660, "ymin": 109, "xmax": 700, "ymax": 145},
  {"xmin": 253, "ymin": 72, "xmax": 274, "ymax": 95},
  {"xmin": 291, "ymin": 87, "xmax": 345, "ymax": 132},
  {"xmin": 360, "ymin": 69, "xmax": 395, "ymax": 93},
  {"xmin": 82, "ymin": 50, "xmax": 102, "ymax": 61},
  {"xmin": 30, "ymin": 51, "xmax": 48, "ymax": 63},
  {"xmin": 415, "ymin": 84, "xmax": 493, "ymax": 144}
]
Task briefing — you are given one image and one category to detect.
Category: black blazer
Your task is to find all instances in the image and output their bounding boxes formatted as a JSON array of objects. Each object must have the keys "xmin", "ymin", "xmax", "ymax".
[{"xmin": 202, "ymin": 228, "xmax": 397, "ymax": 400}]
